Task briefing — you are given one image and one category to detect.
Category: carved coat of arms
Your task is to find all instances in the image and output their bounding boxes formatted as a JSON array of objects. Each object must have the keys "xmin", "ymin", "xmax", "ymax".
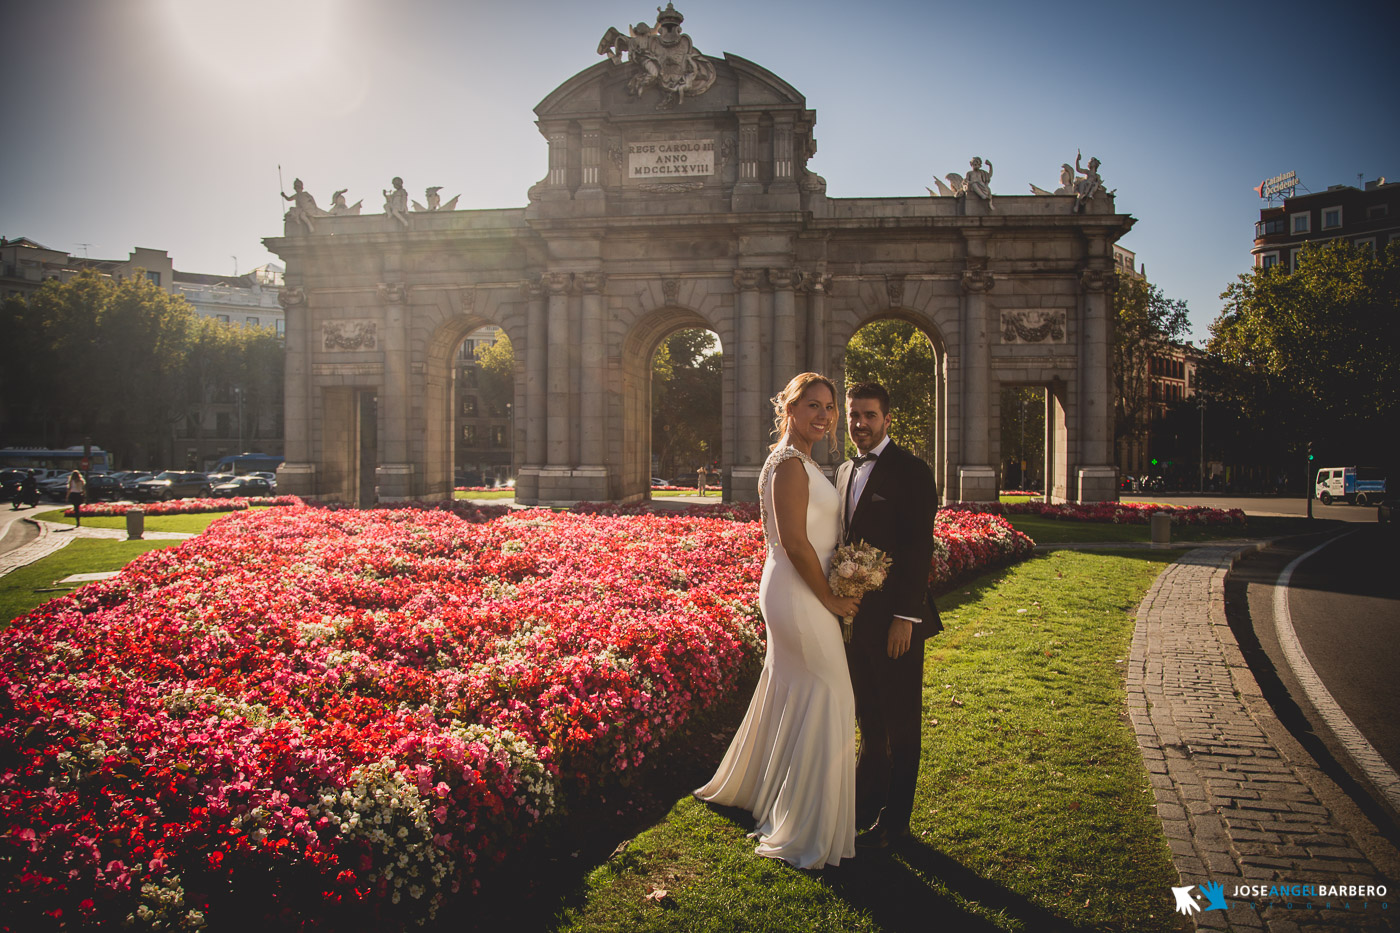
[{"xmin": 598, "ymin": 4, "xmax": 716, "ymax": 109}]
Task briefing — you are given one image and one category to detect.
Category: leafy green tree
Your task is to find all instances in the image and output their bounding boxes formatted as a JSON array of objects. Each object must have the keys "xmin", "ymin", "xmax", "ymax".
[
  {"xmin": 1208, "ymin": 241, "xmax": 1400, "ymax": 474},
  {"xmin": 999, "ymin": 387, "xmax": 1045, "ymax": 490},
  {"xmin": 651, "ymin": 329, "xmax": 721, "ymax": 477},
  {"xmin": 1113, "ymin": 275, "xmax": 1191, "ymax": 453},
  {"xmin": 473, "ymin": 329, "xmax": 515, "ymax": 418},
  {"xmin": 843, "ymin": 319, "xmax": 937, "ymax": 460}
]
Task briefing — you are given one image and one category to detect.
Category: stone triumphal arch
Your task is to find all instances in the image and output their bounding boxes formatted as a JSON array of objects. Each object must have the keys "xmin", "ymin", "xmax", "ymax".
[{"xmin": 266, "ymin": 5, "xmax": 1132, "ymax": 507}]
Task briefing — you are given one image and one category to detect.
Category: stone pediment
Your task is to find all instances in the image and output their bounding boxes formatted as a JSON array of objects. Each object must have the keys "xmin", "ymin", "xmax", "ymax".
[{"xmin": 535, "ymin": 52, "xmax": 806, "ymax": 119}]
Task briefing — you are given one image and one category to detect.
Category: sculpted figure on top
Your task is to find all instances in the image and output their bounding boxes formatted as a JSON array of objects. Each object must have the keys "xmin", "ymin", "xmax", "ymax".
[{"xmin": 598, "ymin": 4, "xmax": 717, "ymax": 110}]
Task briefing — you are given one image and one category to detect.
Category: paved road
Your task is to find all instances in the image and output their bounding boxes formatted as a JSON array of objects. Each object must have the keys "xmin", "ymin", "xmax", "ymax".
[
  {"xmin": 0, "ymin": 503, "xmax": 42, "ymax": 559},
  {"xmin": 1228, "ymin": 526, "xmax": 1400, "ymax": 827},
  {"xmin": 1122, "ymin": 493, "xmax": 1383, "ymax": 522}
]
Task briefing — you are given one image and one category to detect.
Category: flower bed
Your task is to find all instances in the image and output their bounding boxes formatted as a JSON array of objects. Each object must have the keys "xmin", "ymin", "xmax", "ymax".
[
  {"xmin": 0, "ymin": 505, "xmax": 766, "ymax": 927},
  {"xmin": 1005, "ymin": 500, "xmax": 1245, "ymax": 525},
  {"xmin": 65, "ymin": 495, "xmax": 305, "ymax": 518},
  {"xmin": 0, "ymin": 501, "xmax": 1033, "ymax": 927}
]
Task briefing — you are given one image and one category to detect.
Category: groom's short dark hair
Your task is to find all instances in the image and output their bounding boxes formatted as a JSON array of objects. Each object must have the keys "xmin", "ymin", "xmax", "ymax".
[{"xmin": 846, "ymin": 381, "xmax": 890, "ymax": 415}]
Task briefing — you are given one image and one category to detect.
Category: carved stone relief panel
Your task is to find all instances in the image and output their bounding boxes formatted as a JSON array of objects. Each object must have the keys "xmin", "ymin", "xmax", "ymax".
[
  {"xmin": 322, "ymin": 319, "xmax": 379, "ymax": 351},
  {"xmin": 1000, "ymin": 309, "xmax": 1067, "ymax": 345}
]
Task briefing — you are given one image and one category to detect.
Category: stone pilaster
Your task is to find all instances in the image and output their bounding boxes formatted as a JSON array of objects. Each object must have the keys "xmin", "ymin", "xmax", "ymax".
[
  {"xmin": 577, "ymin": 121, "xmax": 604, "ymax": 201},
  {"xmin": 1078, "ymin": 265, "xmax": 1118, "ymax": 502},
  {"xmin": 544, "ymin": 272, "xmax": 573, "ymax": 468},
  {"xmin": 276, "ymin": 285, "xmax": 316, "ymax": 497},
  {"xmin": 804, "ymin": 271, "xmax": 831, "ymax": 374},
  {"xmin": 374, "ymin": 280, "xmax": 414, "ymax": 500},
  {"xmin": 578, "ymin": 272, "xmax": 607, "ymax": 469},
  {"xmin": 734, "ymin": 268, "xmax": 764, "ymax": 478},
  {"xmin": 959, "ymin": 250, "xmax": 998, "ymax": 503},
  {"xmin": 770, "ymin": 266, "xmax": 797, "ymax": 394}
]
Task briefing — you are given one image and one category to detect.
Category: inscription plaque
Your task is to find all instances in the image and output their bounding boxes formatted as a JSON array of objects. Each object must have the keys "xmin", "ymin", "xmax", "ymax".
[{"xmin": 628, "ymin": 139, "xmax": 715, "ymax": 179}]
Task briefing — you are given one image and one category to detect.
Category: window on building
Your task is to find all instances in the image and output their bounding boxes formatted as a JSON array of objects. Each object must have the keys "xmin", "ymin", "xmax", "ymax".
[
  {"xmin": 1260, "ymin": 252, "xmax": 1279, "ymax": 270},
  {"xmin": 491, "ymin": 425, "xmax": 507, "ymax": 448},
  {"xmin": 461, "ymin": 424, "xmax": 477, "ymax": 445},
  {"xmin": 216, "ymin": 314, "xmax": 230, "ymax": 323},
  {"xmin": 246, "ymin": 316, "xmax": 259, "ymax": 326},
  {"xmin": 1356, "ymin": 237, "xmax": 1376, "ymax": 253},
  {"xmin": 462, "ymin": 397, "xmax": 477, "ymax": 417},
  {"xmin": 276, "ymin": 319, "xmax": 285, "ymax": 336},
  {"xmin": 146, "ymin": 271, "xmax": 161, "ymax": 286},
  {"xmin": 1366, "ymin": 204, "xmax": 1389, "ymax": 220},
  {"xmin": 1290, "ymin": 212, "xmax": 1310, "ymax": 234},
  {"xmin": 1289, "ymin": 248, "xmax": 1301, "ymax": 271},
  {"xmin": 1322, "ymin": 207, "xmax": 1342, "ymax": 230},
  {"xmin": 462, "ymin": 368, "xmax": 478, "ymax": 388},
  {"xmin": 216, "ymin": 412, "xmax": 231, "ymax": 437}
]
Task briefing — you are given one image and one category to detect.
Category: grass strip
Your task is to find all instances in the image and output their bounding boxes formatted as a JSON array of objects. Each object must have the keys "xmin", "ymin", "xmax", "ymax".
[
  {"xmin": 32, "ymin": 509, "xmax": 256, "ymax": 535},
  {"xmin": 452, "ymin": 490, "xmax": 517, "ymax": 500},
  {"xmin": 1006, "ymin": 512, "xmax": 1330, "ymax": 545},
  {"xmin": 553, "ymin": 550, "xmax": 1189, "ymax": 932},
  {"xmin": 1, "ymin": 537, "xmax": 183, "ymax": 625}
]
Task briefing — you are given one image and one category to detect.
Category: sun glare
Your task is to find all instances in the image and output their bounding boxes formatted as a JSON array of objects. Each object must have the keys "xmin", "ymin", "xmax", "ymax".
[{"xmin": 167, "ymin": 0, "xmax": 336, "ymax": 89}]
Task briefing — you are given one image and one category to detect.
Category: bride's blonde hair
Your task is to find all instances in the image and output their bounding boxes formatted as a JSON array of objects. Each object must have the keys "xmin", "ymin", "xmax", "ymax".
[{"xmin": 770, "ymin": 372, "xmax": 838, "ymax": 453}]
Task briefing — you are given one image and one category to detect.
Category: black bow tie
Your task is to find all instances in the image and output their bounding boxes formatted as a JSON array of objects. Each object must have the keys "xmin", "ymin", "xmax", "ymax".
[{"xmin": 852, "ymin": 452, "xmax": 878, "ymax": 467}]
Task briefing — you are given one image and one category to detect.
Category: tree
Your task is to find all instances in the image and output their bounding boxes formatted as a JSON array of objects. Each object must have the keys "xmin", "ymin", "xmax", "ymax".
[
  {"xmin": 473, "ymin": 329, "xmax": 515, "ymax": 417},
  {"xmin": 1113, "ymin": 275, "xmax": 1191, "ymax": 453},
  {"xmin": 843, "ymin": 319, "xmax": 937, "ymax": 460},
  {"xmin": 999, "ymin": 387, "xmax": 1045, "ymax": 491},
  {"xmin": 1208, "ymin": 241, "xmax": 1400, "ymax": 475},
  {"xmin": 651, "ymin": 329, "xmax": 721, "ymax": 477}
]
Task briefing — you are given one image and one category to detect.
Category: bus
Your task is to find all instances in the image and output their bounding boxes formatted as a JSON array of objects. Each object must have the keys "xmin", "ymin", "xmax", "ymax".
[
  {"xmin": 0, "ymin": 446, "xmax": 111, "ymax": 479},
  {"xmin": 212, "ymin": 452, "xmax": 284, "ymax": 475}
]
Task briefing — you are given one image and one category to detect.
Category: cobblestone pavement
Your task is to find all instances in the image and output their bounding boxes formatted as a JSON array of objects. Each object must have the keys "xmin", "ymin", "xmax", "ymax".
[
  {"xmin": 1129, "ymin": 544, "xmax": 1398, "ymax": 931},
  {"xmin": 0, "ymin": 518, "xmax": 193, "ymax": 580}
]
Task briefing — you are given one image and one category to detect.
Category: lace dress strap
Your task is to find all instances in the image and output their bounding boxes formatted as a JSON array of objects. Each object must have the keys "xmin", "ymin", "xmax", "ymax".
[{"xmin": 758, "ymin": 445, "xmax": 818, "ymax": 547}]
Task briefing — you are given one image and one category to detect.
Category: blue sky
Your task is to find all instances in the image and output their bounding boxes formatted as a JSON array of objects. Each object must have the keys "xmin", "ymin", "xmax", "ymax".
[{"xmin": 2, "ymin": 0, "xmax": 1394, "ymax": 343}]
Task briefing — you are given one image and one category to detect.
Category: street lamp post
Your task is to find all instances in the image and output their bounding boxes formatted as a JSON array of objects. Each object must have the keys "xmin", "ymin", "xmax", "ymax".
[
  {"xmin": 234, "ymin": 387, "xmax": 243, "ymax": 454},
  {"xmin": 1198, "ymin": 393, "xmax": 1205, "ymax": 494}
]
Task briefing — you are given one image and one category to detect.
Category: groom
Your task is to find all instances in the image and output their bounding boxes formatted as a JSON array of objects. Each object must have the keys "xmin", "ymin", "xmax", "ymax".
[{"xmin": 837, "ymin": 381, "xmax": 942, "ymax": 852}]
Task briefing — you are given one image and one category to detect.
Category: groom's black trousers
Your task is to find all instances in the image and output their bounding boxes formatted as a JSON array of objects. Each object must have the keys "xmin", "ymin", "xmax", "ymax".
[{"xmin": 846, "ymin": 634, "xmax": 925, "ymax": 833}]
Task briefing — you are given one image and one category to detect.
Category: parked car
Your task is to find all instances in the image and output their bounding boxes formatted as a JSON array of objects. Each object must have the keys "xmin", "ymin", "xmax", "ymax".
[
  {"xmin": 668, "ymin": 475, "xmax": 698, "ymax": 488},
  {"xmin": 136, "ymin": 471, "xmax": 211, "ymax": 501},
  {"xmin": 211, "ymin": 476, "xmax": 273, "ymax": 498},
  {"xmin": 1379, "ymin": 499, "xmax": 1396, "ymax": 527},
  {"xmin": 83, "ymin": 473, "xmax": 123, "ymax": 501},
  {"xmin": 651, "ymin": 476, "xmax": 668, "ymax": 487},
  {"xmin": 118, "ymin": 473, "xmax": 155, "ymax": 498},
  {"xmin": 248, "ymin": 471, "xmax": 279, "ymax": 490},
  {"xmin": 205, "ymin": 473, "xmax": 237, "ymax": 486}
]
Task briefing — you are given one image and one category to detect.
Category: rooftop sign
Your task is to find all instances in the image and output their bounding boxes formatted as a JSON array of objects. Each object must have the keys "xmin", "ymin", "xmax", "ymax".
[{"xmin": 1255, "ymin": 171, "xmax": 1299, "ymax": 200}]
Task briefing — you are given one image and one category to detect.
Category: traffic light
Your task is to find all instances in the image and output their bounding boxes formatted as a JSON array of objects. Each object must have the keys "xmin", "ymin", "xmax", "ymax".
[
  {"xmin": 1307, "ymin": 441, "xmax": 1314, "ymax": 462},
  {"xmin": 1150, "ymin": 458, "xmax": 1159, "ymax": 466}
]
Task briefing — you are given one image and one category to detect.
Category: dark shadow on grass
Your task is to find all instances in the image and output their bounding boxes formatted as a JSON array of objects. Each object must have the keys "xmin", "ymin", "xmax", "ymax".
[{"xmin": 817, "ymin": 839, "xmax": 1092, "ymax": 933}]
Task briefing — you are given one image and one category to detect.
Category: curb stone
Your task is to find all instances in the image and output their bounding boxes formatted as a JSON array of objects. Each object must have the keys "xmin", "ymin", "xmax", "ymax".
[{"xmin": 1129, "ymin": 543, "xmax": 1397, "ymax": 931}]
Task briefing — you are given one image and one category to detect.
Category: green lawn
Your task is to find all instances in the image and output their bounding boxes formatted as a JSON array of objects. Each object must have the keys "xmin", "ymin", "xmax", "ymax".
[
  {"xmin": 34, "ymin": 507, "xmax": 263, "ymax": 535},
  {"xmin": 1, "ymin": 538, "xmax": 184, "ymax": 625},
  {"xmin": 452, "ymin": 489, "xmax": 517, "ymax": 500},
  {"xmin": 540, "ymin": 550, "xmax": 1190, "ymax": 933}
]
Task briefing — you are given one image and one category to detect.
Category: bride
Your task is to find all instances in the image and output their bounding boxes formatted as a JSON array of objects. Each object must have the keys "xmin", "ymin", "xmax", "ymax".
[{"xmin": 696, "ymin": 372, "xmax": 861, "ymax": 868}]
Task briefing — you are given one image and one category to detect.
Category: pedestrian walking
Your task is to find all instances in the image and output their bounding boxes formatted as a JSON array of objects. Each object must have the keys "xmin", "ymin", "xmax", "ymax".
[
  {"xmin": 697, "ymin": 466, "xmax": 707, "ymax": 497},
  {"xmin": 66, "ymin": 470, "xmax": 86, "ymax": 527}
]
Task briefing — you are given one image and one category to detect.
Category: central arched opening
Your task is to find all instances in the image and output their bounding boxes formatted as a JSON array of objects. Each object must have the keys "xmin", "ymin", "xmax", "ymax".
[
  {"xmin": 841, "ymin": 315, "xmax": 947, "ymax": 498},
  {"xmin": 620, "ymin": 309, "xmax": 726, "ymax": 503},
  {"xmin": 651, "ymin": 328, "xmax": 722, "ymax": 493}
]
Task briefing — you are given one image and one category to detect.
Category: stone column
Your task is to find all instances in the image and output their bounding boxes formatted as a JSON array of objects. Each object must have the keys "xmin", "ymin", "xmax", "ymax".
[
  {"xmin": 1077, "ymin": 267, "xmax": 1118, "ymax": 502},
  {"xmin": 374, "ymin": 281, "xmax": 414, "ymax": 500},
  {"xmin": 514, "ymin": 278, "xmax": 546, "ymax": 504},
  {"xmin": 734, "ymin": 269, "xmax": 764, "ymax": 486},
  {"xmin": 733, "ymin": 113, "xmax": 762, "ymax": 197},
  {"xmin": 958, "ymin": 252, "xmax": 998, "ymax": 502},
  {"xmin": 276, "ymin": 285, "xmax": 316, "ymax": 497},
  {"xmin": 805, "ymin": 271, "xmax": 831, "ymax": 374},
  {"xmin": 544, "ymin": 272, "xmax": 573, "ymax": 469},
  {"xmin": 575, "ymin": 272, "xmax": 608, "ymax": 497},
  {"xmin": 770, "ymin": 267, "xmax": 797, "ymax": 393},
  {"xmin": 770, "ymin": 113, "xmax": 797, "ymax": 193}
]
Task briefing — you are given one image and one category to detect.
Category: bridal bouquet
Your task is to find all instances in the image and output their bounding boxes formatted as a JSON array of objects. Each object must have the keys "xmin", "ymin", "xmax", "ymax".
[{"xmin": 828, "ymin": 540, "xmax": 892, "ymax": 643}]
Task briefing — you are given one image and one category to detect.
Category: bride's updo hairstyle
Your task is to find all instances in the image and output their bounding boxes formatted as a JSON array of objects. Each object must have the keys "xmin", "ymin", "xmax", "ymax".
[{"xmin": 770, "ymin": 372, "xmax": 838, "ymax": 452}]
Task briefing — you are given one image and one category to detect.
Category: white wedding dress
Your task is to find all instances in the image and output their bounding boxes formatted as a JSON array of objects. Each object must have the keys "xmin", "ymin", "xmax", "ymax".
[{"xmin": 695, "ymin": 445, "xmax": 857, "ymax": 868}]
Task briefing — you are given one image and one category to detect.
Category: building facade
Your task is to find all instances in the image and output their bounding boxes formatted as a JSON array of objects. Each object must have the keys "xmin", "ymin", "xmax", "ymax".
[
  {"xmin": 1253, "ymin": 176, "xmax": 1399, "ymax": 270},
  {"xmin": 265, "ymin": 9, "xmax": 1133, "ymax": 507},
  {"xmin": 454, "ymin": 326, "xmax": 513, "ymax": 485}
]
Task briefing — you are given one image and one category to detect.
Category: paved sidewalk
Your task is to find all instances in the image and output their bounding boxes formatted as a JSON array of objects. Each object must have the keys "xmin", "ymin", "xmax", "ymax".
[
  {"xmin": 1129, "ymin": 545, "xmax": 1398, "ymax": 931},
  {"xmin": 0, "ymin": 518, "xmax": 193, "ymax": 579}
]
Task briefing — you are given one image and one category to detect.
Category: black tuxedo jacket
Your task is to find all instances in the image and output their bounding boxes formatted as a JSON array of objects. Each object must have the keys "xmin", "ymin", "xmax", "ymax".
[{"xmin": 835, "ymin": 441, "xmax": 943, "ymax": 647}]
